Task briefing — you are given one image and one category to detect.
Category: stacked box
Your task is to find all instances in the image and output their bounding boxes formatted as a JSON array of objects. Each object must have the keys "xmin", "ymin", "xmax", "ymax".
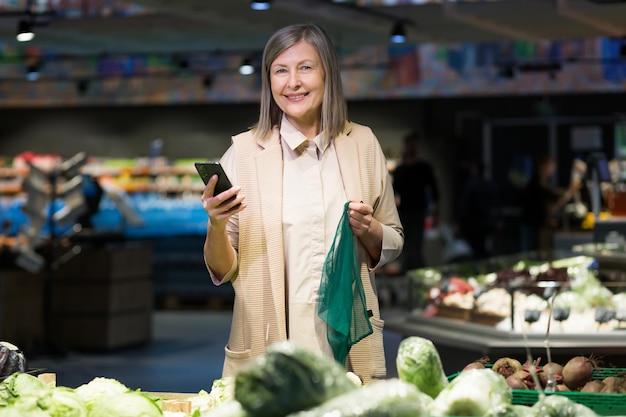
[
  {"xmin": 0, "ymin": 270, "xmax": 45, "ymax": 351},
  {"xmin": 51, "ymin": 243, "xmax": 153, "ymax": 350}
]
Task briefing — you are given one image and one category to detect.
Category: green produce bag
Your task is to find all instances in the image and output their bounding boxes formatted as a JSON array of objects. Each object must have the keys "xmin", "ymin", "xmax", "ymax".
[{"xmin": 318, "ymin": 201, "xmax": 372, "ymax": 365}]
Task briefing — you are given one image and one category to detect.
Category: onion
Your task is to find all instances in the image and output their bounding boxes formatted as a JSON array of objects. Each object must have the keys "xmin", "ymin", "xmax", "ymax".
[
  {"xmin": 601, "ymin": 376, "xmax": 620, "ymax": 393},
  {"xmin": 462, "ymin": 356, "xmax": 490, "ymax": 372},
  {"xmin": 562, "ymin": 356, "xmax": 596, "ymax": 390},
  {"xmin": 506, "ymin": 374, "xmax": 528, "ymax": 390},
  {"xmin": 492, "ymin": 357, "xmax": 523, "ymax": 378},
  {"xmin": 555, "ymin": 384, "xmax": 570, "ymax": 392},
  {"xmin": 539, "ymin": 362, "xmax": 563, "ymax": 387},
  {"xmin": 581, "ymin": 380, "xmax": 604, "ymax": 393}
]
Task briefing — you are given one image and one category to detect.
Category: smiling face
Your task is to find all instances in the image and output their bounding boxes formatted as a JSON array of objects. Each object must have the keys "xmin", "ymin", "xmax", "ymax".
[{"xmin": 270, "ymin": 40, "xmax": 325, "ymax": 138}]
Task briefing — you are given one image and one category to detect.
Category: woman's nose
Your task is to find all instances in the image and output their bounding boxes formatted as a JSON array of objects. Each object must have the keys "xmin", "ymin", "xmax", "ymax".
[{"xmin": 288, "ymin": 72, "xmax": 301, "ymax": 88}]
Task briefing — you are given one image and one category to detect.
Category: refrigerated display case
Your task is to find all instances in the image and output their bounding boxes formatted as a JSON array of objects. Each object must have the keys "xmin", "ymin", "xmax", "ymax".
[{"xmin": 386, "ymin": 251, "xmax": 626, "ymax": 374}]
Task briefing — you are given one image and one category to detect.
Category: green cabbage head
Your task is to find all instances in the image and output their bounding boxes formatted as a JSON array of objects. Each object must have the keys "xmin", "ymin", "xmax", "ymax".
[
  {"xmin": 429, "ymin": 368, "xmax": 512, "ymax": 417},
  {"xmin": 396, "ymin": 336, "xmax": 448, "ymax": 398},
  {"xmin": 88, "ymin": 391, "xmax": 162, "ymax": 417}
]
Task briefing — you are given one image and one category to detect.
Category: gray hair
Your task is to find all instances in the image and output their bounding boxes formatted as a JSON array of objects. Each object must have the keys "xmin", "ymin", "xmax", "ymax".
[{"xmin": 252, "ymin": 23, "xmax": 348, "ymax": 141}]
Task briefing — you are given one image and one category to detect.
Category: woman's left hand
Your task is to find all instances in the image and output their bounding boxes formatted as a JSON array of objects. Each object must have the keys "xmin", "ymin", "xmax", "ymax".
[
  {"xmin": 348, "ymin": 200, "xmax": 374, "ymax": 237},
  {"xmin": 348, "ymin": 200, "xmax": 383, "ymax": 265}
]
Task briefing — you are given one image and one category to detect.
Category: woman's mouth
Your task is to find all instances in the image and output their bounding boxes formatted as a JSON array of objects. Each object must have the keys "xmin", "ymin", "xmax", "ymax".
[{"xmin": 285, "ymin": 93, "xmax": 307, "ymax": 100}]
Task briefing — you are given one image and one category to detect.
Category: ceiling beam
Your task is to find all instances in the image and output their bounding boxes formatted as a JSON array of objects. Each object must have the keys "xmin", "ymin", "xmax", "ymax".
[
  {"xmin": 556, "ymin": 0, "xmax": 624, "ymax": 37},
  {"xmin": 442, "ymin": 0, "xmax": 544, "ymax": 43}
]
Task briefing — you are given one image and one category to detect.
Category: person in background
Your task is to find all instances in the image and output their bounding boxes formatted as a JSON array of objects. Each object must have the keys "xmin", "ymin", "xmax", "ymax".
[
  {"xmin": 392, "ymin": 132, "xmax": 439, "ymax": 272},
  {"xmin": 520, "ymin": 154, "xmax": 579, "ymax": 253},
  {"xmin": 459, "ymin": 160, "xmax": 499, "ymax": 260},
  {"xmin": 201, "ymin": 23, "xmax": 403, "ymax": 383},
  {"xmin": 77, "ymin": 174, "xmax": 103, "ymax": 229}
]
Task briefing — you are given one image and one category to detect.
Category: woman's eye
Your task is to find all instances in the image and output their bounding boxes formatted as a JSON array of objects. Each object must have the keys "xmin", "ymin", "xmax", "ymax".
[
  {"xmin": 274, "ymin": 68, "xmax": 287, "ymax": 74},
  {"xmin": 300, "ymin": 65, "xmax": 312, "ymax": 71}
]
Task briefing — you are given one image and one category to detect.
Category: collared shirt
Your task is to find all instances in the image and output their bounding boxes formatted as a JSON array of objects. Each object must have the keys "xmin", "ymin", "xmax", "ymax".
[{"xmin": 280, "ymin": 115, "xmax": 346, "ymax": 357}]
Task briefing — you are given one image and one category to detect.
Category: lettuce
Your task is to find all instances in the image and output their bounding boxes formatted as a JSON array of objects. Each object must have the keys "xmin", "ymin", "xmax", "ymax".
[
  {"xmin": 234, "ymin": 341, "xmax": 357, "ymax": 417},
  {"xmin": 531, "ymin": 394, "xmax": 598, "ymax": 417},
  {"xmin": 0, "ymin": 373, "xmax": 50, "ymax": 407},
  {"xmin": 396, "ymin": 336, "xmax": 448, "ymax": 398},
  {"xmin": 207, "ymin": 377, "xmax": 235, "ymax": 409},
  {"xmin": 429, "ymin": 368, "xmax": 512, "ymax": 417},
  {"xmin": 23, "ymin": 387, "xmax": 87, "ymax": 417},
  {"xmin": 74, "ymin": 377, "xmax": 130, "ymax": 411},
  {"xmin": 287, "ymin": 378, "xmax": 433, "ymax": 417},
  {"xmin": 88, "ymin": 391, "xmax": 162, "ymax": 417}
]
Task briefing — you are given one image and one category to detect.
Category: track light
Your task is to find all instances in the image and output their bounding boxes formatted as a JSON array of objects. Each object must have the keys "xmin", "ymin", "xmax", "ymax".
[
  {"xmin": 250, "ymin": 1, "xmax": 271, "ymax": 11},
  {"xmin": 16, "ymin": 19, "xmax": 34, "ymax": 42},
  {"xmin": 239, "ymin": 59, "xmax": 254, "ymax": 75},
  {"xmin": 390, "ymin": 22, "xmax": 406, "ymax": 44}
]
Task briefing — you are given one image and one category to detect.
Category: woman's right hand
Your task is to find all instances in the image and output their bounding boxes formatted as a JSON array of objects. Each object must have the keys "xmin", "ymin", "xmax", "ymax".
[{"xmin": 201, "ymin": 174, "xmax": 245, "ymax": 229}]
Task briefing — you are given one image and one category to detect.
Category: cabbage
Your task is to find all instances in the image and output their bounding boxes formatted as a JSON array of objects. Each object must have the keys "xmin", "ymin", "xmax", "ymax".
[
  {"xmin": 36, "ymin": 387, "xmax": 88, "ymax": 417},
  {"xmin": 510, "ymin": 404, "xmax": 538, "ymax": 417},
  {"xmin": 74, "ymin": 377, "xmax": 130, "ymax": 410},
  {"xmin": 553, "ymin": 291, "xmax": 590, "ymax": 312},
  {"xmin": 287, "ymin": 378, "xmax": 433, "ymax": 417},
  {"xmin": 395, "ymin": 336, "xmax": 448, "ymax": 398},
  {"xmin": 204, "ymin": 400, "xmax": 249, "ymax": 417},
  {"xmin": 532, "ymin": 394, "xmax": 598, "ymax": 417},
  {"xmin": 0, "ymin": 372, "xmax": 50, "ymax": 407},
  {"xmin": 207, "ymin": 377, "xmax": 235, "ymax": 409},
  {"xmin": 234, "ymin": 341, "xmax": 357, "ymax": 417},
  {"xmin": 0, "ymin": 406, "xmax": 49, "ymax": 417},
  {"xmin": 88, "ymin": 391, "xmax": 162, "ymax": 417},
  {"xmin": 429, "ymin": 368, "xmax": 512, "ymax": 417},
  {"xmin": 612, "ymin": 292, "xmax": 626, "ymax": 310}
]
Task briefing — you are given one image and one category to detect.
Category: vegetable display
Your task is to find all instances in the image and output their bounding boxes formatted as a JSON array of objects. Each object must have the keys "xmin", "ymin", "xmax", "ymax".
[
  {"xmin": 0, "ymin": 335, "xmax": 621, "ymax": 417},
  {"xmin": 461, "ymin": 354, "xmax": 626, "ymax": 394}
]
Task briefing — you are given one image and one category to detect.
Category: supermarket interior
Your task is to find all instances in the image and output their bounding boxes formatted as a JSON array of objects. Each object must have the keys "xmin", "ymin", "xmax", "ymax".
[{"xmin": 2, "ymin": 0, "xmax": 626, "ymax": 416}]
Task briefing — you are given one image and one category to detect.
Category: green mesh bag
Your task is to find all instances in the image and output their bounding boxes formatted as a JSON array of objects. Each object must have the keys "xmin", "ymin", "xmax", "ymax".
[{"xmin": 318, "ymin": 201, "xmax": 373, "ymax": 365}]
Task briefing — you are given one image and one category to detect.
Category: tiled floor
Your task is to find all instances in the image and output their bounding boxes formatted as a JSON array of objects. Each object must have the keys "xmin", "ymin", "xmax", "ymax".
[{"xmin": 29, "ymin": 309, "xmax": 406, "ymax": 394}]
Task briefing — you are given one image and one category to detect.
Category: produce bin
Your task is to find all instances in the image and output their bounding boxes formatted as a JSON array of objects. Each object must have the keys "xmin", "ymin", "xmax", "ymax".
[{"xmin": 448, "ymin": 367, "xmax": 626, "ymax": 416}]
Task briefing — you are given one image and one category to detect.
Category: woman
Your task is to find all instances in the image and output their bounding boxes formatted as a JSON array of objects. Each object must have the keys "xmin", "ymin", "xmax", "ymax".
[{"xmin": 201, "ymin": 23, "xmax": 403, "ymax": 383}]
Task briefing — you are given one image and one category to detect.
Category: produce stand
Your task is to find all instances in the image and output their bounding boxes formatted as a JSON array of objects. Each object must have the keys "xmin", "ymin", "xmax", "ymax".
[
  {"xmin": 387, "ymin": 250, "xmax": 626, "ymax": 375},
  {"xmin": 386, "ymin": 313, "xmax": 626, "ymax": 374}
]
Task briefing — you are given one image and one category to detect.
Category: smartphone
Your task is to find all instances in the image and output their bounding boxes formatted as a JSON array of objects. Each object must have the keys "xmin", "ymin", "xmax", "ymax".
[{"xmin": 195, "ymin": 161, "xmax": 240, "ymax": 208}]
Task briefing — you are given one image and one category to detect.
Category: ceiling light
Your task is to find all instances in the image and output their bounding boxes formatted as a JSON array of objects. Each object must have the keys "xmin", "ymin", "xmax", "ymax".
[
  {"xmin": 250, "ymin": 1, "xmax": 271, "ymax": 11},
  {"xmin": 16, "ymin": 19, "xmax": 34, "ymax": 42},
  {"xmin": 239, "ymin": 59, "xmax": 254, "ymax": 76},
  {"xmin": 390, "ymin": 22, "xmax": 407, "ymax": 44}
]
